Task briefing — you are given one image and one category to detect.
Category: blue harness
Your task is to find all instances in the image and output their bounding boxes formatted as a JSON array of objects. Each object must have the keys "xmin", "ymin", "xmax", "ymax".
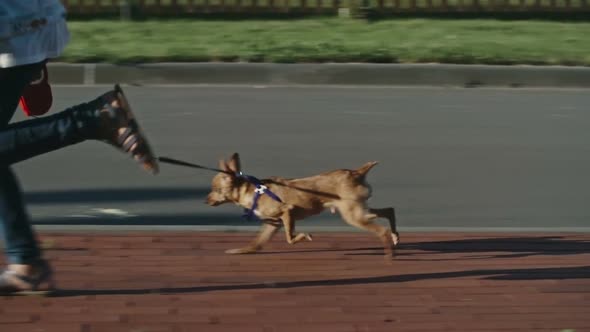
[
  {"xmin": 156, "ymin": 157, "xmax": 283, "ymax": 221},
  {"xmin": 238, "ymin": 172, "xmax": 283, "ymax": 221}
]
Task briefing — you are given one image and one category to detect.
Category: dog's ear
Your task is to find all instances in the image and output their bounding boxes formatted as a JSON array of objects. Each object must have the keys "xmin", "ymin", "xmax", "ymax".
[
  {"xmin": 218, "ymin": 159, "xmax": 229, "ymax": 172},
  {"xmin": 226, "ymin": 153, "xmax": 241, "ymax": 174}
]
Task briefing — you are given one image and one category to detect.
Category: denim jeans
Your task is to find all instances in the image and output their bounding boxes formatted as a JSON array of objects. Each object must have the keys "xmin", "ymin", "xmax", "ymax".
[{"xmin": 0, "ymin": 62, "xmax": 101, "ymax": 264}]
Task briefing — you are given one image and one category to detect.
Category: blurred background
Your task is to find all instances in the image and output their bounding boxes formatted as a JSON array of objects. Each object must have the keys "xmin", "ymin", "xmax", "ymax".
[{"xmin": 17, "ymin": 0, "xmax": 590, "ymax": 232}]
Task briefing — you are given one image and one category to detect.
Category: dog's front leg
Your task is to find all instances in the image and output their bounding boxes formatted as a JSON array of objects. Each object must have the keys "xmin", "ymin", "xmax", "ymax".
[
  {"xmin": 225, "ymin": 222, "xmax": 280, "ymax": 255},
  {"xmin": 281, "ymin": 209, "xmax": 313, "ymax": 245}
]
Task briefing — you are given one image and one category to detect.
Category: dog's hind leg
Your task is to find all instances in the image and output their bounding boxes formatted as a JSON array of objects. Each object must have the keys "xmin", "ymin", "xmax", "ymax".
[
  {"xmin": 338, "ymin": 202, "xmax": 394, "ymax": 260},
  {"xmin": 225, "ymin": 222, "xmax": 281, "ymax": 255},
  {"xmin": 368, "ymin": 207, "xmax": 399, "ymax": 247}
]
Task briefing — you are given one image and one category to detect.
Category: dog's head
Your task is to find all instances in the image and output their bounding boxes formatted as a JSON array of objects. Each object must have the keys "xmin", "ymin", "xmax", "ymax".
[{"xmin": 206, "ymin": 153, "xmax": 242, "ymax": 206}]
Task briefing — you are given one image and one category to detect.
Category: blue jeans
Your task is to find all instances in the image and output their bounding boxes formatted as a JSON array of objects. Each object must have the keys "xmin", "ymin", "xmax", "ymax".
[
  {"xmin": 1, "ymin": 62, "xmax": 43, "ymax": 264},
  {"xmin": 0, "ymin": 62, "xmax": 101, "ymax": 264}
]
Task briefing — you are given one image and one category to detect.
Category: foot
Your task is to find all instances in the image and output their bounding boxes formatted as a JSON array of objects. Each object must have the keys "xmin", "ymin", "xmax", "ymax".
[
  {"xmin": 383, "ymin": 253, "xmax": 395, "ymax": 264},
  {"xmin": 287, "ymin": 233, "xmax": 313, "ymax": 245},
  {"xmin": 97, "ymin": 84, "xmax": 159, "ymax": 174},
  {"xmin": 392, "ymin": 232, "xmax": 400, "ymax": 247},
  {"xmin": 225, "ymin": 246, "xmax": 260, "ymax": 255},
  {"xmin": 0, "ymin": 260, "xmax": 55, "ymax": 296}
]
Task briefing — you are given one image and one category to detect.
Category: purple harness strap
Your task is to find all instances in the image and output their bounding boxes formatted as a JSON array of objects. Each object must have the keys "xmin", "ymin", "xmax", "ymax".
[
  {"xmin": 239, "ymin": 172, "xmax": 282, "ymax": 221},
  {"xmin": 156, "ymin": 157, "xmax": 282, "ymax": 221}
]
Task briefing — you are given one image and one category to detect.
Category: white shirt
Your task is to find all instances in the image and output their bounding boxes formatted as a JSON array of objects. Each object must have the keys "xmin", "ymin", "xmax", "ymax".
[{"xmin": 0, "ymin": 1, "xmax": 69, "ymax": 68}]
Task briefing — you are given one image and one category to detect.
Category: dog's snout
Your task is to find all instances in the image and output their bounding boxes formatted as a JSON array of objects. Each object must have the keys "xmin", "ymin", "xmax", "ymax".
[
  {"xmin": 205, "ymin": 194, "xmax": 213, "ymax": 205},
  {"xmin": 205, "ymin": 195, "xmax": 222, "ymax": 206}
]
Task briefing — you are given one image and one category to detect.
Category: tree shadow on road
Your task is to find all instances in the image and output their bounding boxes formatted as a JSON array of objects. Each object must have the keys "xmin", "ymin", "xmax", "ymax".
[
  {"xmin": 53, "ymin": 265, "xmax": 590, "ymax": 298},
  {"xmin": 400, "ymin": 236, "xmax": 590, "ymax": 260},
  {"xmin": 25, "ymin": 187, "xmax": 209, "ymax": 205},
  {"xmin": 259, "ymin": 235, "xmax": 590, "ymax": 261}
]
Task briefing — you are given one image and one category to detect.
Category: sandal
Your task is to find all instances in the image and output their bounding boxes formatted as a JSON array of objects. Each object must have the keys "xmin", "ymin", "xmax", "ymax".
[
  {"xmin": 0, "ymin": 260, "xmax": 55, "ymax": 296},
  {"xmin": 98, "ymin": 84, "xmax": 159, "ymax": 174}
]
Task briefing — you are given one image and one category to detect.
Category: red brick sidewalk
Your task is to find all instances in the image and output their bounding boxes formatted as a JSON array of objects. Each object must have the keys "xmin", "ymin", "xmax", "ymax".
[{"xmin": 1, "ymin": 232, "xmax": 589, "ymax": 332}]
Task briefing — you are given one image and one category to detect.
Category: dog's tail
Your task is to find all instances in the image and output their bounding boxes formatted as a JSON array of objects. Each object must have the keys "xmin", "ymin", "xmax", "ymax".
[{"xmin": 354, "ymin": 161, "xmax": 378, "ymax": 178}]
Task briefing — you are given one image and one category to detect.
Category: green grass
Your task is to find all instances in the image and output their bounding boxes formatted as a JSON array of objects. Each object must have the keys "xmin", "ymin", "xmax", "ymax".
[{"xmin": 61, "ymin": 18, "xmax": 590, "ymax": 65}]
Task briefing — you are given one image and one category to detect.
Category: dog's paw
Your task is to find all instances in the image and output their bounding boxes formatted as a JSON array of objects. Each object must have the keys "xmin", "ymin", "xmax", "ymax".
[
  {"xmin": 305, "ymin": 233, "xmax": 313, "ymax": 242},
  {"xmin": 383, "ymin": 246, "xmax": 395, "ymax": 261},
  {"xmin": 383, "ymin": 254, "xmax": 395, "ymax": 265},
  {"xmin": 391, "ymin": 233, "xmax": 400, "ymax": 247},
  {"xmin": 225, "ymin": 247, "xmax": 258, "ymax": 255}
]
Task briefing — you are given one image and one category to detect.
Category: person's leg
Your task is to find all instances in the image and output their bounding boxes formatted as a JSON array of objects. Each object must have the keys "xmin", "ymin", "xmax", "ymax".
[
  {"xmin": 0, "ymin": 167, "xmax": 43, "ymax": 262},
  {"xmin": 0, "ymin": 63, "xmax": 158, "ymax": 294},
  {"xmin": 0, "ymin": 62, "xmax": 51, "ymax": 293},
  {"xmin": 0, "ymin": 62, "xmax": 44, "ymax": 262},
  {"xmin": 1, "ymin": 92, "xmax": 112, "ymax": 164}
]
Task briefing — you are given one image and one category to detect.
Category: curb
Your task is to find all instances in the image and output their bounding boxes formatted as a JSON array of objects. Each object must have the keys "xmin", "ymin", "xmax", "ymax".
[
  {"xmin": 32, "ymin": 225, "xmax": 590, "ymax": 233},
  {"xmin": 47, "ymin": 63, "xmax": 590, "ymax": 87}
]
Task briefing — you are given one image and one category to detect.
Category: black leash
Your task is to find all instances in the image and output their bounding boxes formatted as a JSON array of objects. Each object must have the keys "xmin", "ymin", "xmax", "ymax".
[{"xmin": 158, "ymin": 156, "xmax": 232, "ymax": 175}]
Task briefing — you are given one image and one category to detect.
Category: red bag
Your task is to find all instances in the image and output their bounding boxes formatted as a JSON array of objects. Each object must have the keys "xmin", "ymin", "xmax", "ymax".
[{"xmin": 19, "ymin": 64, "xmax": 53, "ymax": 117}]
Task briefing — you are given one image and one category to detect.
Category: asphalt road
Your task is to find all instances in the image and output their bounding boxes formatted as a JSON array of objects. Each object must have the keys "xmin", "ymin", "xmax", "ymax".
[{"xmin": 11, "ymin": 85, "xmax": 590, "ymax": 232}]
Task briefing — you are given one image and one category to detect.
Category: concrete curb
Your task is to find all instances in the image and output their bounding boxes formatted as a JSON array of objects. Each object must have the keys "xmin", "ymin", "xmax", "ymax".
[
  {"xmin": 47, "ymin": 63, "xmax": 590, "ymax": 87},
  {"xmin": 32, "ymin": 225, "xmax": 590, "ymax": 233}
]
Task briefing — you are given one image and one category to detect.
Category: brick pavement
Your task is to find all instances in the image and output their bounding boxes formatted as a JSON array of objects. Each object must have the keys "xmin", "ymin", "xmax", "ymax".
[{"xmin": 1, "ymin": 232, "xmax": 589, "ymax": 332}]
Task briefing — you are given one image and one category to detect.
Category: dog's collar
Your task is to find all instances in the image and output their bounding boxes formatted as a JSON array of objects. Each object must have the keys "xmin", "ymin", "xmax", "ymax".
[{"xmin": 239, "ymin": 172, "xmax": 282, "ymax": 221}]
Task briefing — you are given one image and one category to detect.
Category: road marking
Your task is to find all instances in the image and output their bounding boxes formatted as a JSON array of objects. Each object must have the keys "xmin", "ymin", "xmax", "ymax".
[{"xmin": 92, "ymin": 208, "xmax": 137, "ymax": 218}]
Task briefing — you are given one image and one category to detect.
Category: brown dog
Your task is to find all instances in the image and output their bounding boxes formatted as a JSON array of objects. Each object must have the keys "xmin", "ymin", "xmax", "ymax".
[{"xmin": 206, "ymin": 153, "xmax": 399, "ymax": 259}]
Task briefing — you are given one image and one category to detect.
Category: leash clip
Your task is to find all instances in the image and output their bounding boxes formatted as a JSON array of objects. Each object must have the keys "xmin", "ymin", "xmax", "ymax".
[{"xmin": 254, "ymin": 185, "xmax": 268, "ymax": 195}]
